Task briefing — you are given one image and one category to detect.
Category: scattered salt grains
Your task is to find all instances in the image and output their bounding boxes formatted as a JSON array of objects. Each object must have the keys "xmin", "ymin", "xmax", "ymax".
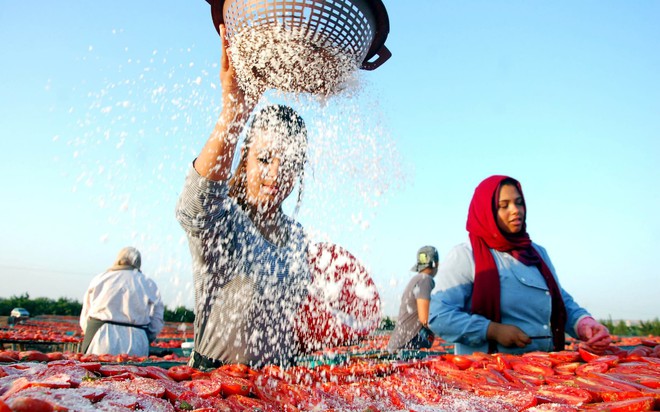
[
  {"xmin": 229, "ymin": 24, "xmax": 360, "ymax": 97},
  {"xmin": 57, "ymin": 29, "xmax": 402, "ymax": 315}
]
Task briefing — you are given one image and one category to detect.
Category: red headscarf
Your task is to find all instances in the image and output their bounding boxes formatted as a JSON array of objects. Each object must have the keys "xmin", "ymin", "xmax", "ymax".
[{"xmin": 467, "ymin": 175, "xmax": 567, "ymax": 352}]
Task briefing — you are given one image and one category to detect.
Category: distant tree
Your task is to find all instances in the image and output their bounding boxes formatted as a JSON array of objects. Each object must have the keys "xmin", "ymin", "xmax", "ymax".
[
  {"xmin": 0, "ymin": 295, "xmax": 193, "ymax": 322},
  {"xmin": 379, "ymin": 316, "xmax": 395, "ymax": 331},
  {"xmin": 638, "ymin": 318, "xmax": 660, "ymax": 336},
  {"xmin": 52, "ymin": 297, "xmax": 83, "ymax": 316},
  {"xmin": 0, "ymin": 293, "xmax": 32, "ymax": 315},
  {"xmin": 613, "ymin": 320, "xmax": 631, "ymax": 336},
  {"xmin": 164, "ymin": 306, "xmax": 195, "ymax": 323}
]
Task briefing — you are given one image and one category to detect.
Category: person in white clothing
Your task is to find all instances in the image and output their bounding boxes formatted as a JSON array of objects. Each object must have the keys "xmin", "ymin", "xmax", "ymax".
[{"xmin": 80, "ymin": 247, "xmax": 164, "ymax": 356}]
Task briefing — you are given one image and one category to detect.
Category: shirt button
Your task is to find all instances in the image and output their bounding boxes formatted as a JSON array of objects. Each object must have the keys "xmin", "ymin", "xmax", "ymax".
[
  {"xmin": 521, "ymin": 277, "xmax": 525, "ymax": 282},
  {"xmin": 543, "ymin": 325, "xmax": 549, "ymax": 330},
  {"xmin": 545, "ymin": 291, "xmax": 550, "ymax": 296}
]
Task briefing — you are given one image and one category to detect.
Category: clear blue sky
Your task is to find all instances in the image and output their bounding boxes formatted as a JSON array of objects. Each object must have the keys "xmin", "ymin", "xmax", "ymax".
[{"xmin": 1, "ymin": 1, "xmax": 658, "ymax": 321}]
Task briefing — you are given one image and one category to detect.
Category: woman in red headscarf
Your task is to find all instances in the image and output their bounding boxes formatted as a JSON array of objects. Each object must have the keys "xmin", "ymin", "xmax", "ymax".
[{"xmin": 428, "ymin": 176, "xmax": 611, "ymax": 355}]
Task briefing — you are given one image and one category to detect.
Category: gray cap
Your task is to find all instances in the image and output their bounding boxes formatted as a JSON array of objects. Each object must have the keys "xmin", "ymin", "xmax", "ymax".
[{"xmin": 411, "ymin": 245, "xmax": 439, "ymax": 272}]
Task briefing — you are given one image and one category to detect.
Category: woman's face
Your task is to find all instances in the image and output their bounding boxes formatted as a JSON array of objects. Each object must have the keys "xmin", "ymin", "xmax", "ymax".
[
  {"xmin": 244, "ymin": 128, "xmax": 302, "ymax": 212},
  {"xmin": 496, "ymin": 183, "xmax": 526, "ymax": 234}
]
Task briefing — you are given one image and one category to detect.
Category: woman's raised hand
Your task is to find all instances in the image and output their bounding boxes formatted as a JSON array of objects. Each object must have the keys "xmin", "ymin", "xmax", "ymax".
[
  {"xmin": 194, "ymin": 24, "xmax": 256, "ymax": 180},
  {"xmin": 219, "ymin": 24, "xmax": 257, "ymax": 115}
]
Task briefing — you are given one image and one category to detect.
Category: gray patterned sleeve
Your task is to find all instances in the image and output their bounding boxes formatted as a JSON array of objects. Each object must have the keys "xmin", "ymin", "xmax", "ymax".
[{"xmin": 175, "ymin": 164, "xmax": 230, "ymax": 236}]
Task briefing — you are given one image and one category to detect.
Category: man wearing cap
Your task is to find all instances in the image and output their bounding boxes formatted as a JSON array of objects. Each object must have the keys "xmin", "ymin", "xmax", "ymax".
[{"xmin": 387, "ymin": 246, "xmax": 439, "ymax": 352}]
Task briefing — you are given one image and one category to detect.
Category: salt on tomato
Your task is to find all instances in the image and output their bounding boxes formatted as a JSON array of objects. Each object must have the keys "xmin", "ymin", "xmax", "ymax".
[
  {"xmin": 226, "ymin": 394, "xmax": 277, "ymax": 411},
  {"xmin": 126, "ymin": 376, "xmax": 167, "ymax": 398},
  {"xmin": 184, "ymin": 379, "xmax": 222, "ymax": 398},
  {"xmin": 6, "ymin": 397, "xmax": 54, "ymax": 412}
]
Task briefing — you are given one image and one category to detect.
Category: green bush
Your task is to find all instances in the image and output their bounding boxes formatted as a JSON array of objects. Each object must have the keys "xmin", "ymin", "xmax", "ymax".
[{"xmin": 0, "ymin": 294, "xmax": 194, "ymax": 323}]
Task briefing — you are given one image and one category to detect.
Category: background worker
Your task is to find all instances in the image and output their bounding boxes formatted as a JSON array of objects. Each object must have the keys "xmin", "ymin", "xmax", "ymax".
[
  {"xmin": 387, "ymin": 246, "xmax": 439, "ymax": 352},
  {"xmin": 80, "ymin": 247, "xmax": 164, "ymax": 356}
]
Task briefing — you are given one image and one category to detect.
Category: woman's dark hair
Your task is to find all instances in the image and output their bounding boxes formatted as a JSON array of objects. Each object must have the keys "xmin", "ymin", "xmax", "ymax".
[
  {"xmin": 246, "ymin": 104, "xmax": 306, "ymax": 143},
  {"xmin": 228, "ymin": 104, "xmax": 308, "ymax": 214}
]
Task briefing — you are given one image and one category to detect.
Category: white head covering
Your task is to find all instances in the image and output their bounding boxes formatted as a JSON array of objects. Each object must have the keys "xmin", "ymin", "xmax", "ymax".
[{"xmin": 110, "ymin": 246, "xmax": 142, "ymax": 271}]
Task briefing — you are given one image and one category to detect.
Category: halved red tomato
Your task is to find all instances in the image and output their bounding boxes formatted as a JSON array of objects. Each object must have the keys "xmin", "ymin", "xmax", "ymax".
[
  {"xmin": 600, "ymin": 390, "xmax": 650, "ymax": 403},
  {"xmin": 583, "ymin": 373, "xmax": 646, "ymax": 392},
  {"xmin": 549, "ymin": 351, "xmax": 581, "ymax": 363},
  {"xmin": 491, "ymin": 353, "xmax": 512, "ymax": 371},
  {"xmin": 0, "ymin": 354, "xmax": 17, "ymax": 363},
  {"xmin": 591, "ymin": 355, "xmax": 620, "ymax": 367},
  {"xmin": 640, "ymin": 338, "xmax": 658, "ymax": 347},
  {"xmin": 167, "ymin": 364, "xmax": 196, "ymax": 381},
  {"xmin": 579, "ymin": 396, "xmax": 655, "ymax": 411},
  {"xmin": 126, "ymin": 376, "xmax": 167, "ymax": 398},
  {"xmin": 18, "ymin": 351, "xmax": 50, "ymax": 362},
  {"xmin": 576, "ymin": 361, "xmax": 609, "ymax": 376},
  {"xmin": 503, "ymin": 369, "xmax": 546, "ymax": 387},
  {"xmin": 544, "ymin": 375, "xmax": 576, "ymax": 386},
  {"xmin": 525, "ymin": 403, "xmax": 579, "ymax": 411},
  {"xmin": 578, "ymin": 346, "xmax": 600, "ymax": 363},
  {"xmin": 428, "ymin": 359, "xmax": 460, "ymax": 373},
  {"xmin": 493, "ymin": 390, "xmax": 538, "ymax": 410},
  {"xmin": 215, "ymin": 363, "xmax": 257, "ymax": 379},
  {"xmin": 77, "ymin": 362, "xmax": 102, "ymax": 372},
  {"xmin": 554, "ymin": 362, "xmax": 581, "ymax": 375},
  {"xmin": 98, "ymin": 364, "xmax": 148, "ymax": 377},
  {"xmin": 170, "ymin": 390, "xmax": 213, "ymax": 410},
  {"xmin": 6, "ymin": 396, "xmax": 54, "ymax": 412},
  {"xmin": 513, "ymin": 361, "xmax": 555, "ymax": 377},
  {"xmin": 183, "ymin": 379, "xmax": 222, "ymax": 398},
  {"xmin": 142, "ymin": 365, "xmax": 174, "ymax": 381},
  {"xmin": 225, "ymin": 394, "xmax": 279, "ymax": 412},
  {"xmin": 45, "ymin": 352, "xmax": 64, "ymax": 361},
  {"xmin": 535, "ymin": 385, "xmax": 593, "ymax": 405},
  {"xmin": 444, "ymin": 354, "xmax": 474, "ymax": 370},
  {"xmin": 211, "ymin": 371, "xmax": 253, "ymax": 397}
]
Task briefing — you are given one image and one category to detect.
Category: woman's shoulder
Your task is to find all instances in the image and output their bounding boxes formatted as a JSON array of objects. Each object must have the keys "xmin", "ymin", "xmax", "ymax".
[
  {"xmin": 447, "ymin": 241, "xmax": 474, "ymax": 259},
  {"xmin": 531, "ymin": 241, "xmax": 551, "ymax": 259},
  {"xmin": 435, "ymin": 241, "xmax": 476, "ymax": 289},
  {"xmin": 440, "ymin": 241, "xmax": 475, "ymax": 270}
]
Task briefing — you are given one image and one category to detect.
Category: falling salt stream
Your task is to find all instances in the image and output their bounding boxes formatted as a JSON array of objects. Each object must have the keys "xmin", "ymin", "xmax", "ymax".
[{"xmin": 53, "ymin": 25, "xmax": 520, "ymax": 411}]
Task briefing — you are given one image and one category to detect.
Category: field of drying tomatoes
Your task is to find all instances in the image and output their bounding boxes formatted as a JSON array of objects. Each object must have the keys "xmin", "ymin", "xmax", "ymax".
[{"xmin": 1, "ymin": 317, "xmax": 660, "ymax": 411}]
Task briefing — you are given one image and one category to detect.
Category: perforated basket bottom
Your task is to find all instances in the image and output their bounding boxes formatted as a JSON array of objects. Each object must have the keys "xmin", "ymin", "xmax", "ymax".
[
  {"xmin": 223, "ymin": 0, "xmax": 376, "ymax": 65},
  {"xmin": 229, "ymin": 24, "xmax": 360, "ymax": 96}
]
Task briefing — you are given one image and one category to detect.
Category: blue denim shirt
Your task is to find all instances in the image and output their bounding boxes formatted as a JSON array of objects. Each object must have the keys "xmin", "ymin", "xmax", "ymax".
[{"xmin": 429, "ymin": 242, "xmax": 589, "ymax": 355}]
